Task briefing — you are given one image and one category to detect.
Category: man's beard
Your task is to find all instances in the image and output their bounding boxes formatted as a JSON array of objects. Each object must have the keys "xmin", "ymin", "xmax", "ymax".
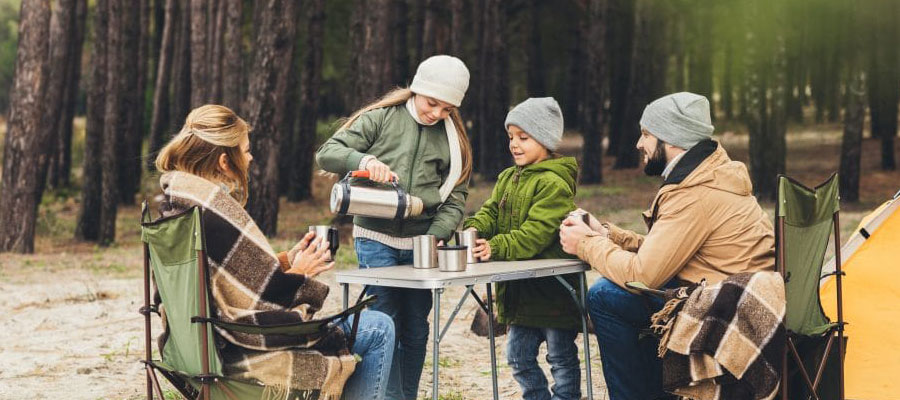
[{"xmin": 643, "ymin": 141, "xmax": 668, "ymax": 176}]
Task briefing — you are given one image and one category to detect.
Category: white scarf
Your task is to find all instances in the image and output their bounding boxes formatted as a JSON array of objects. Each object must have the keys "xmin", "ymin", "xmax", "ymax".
[{"xmin": 405, "ymin": 97, "xmax": 462, "ymax": 202}]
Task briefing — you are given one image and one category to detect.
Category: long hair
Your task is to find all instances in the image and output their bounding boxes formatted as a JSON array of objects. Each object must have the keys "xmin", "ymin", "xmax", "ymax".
[
  {"xmin": 339, "ymin": 87, "xmax": 473, "ymax": 185},
  {"xmin": 155, "ymin": 105, "xmax": 252, "ymax": 205}
]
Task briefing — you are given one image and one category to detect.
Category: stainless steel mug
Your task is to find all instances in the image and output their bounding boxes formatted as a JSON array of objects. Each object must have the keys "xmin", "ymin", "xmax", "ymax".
[
  {"xmin": 413, "ymin": 235, "xmax": 438, "ymax": 269},
  {"xmin": 308, "ymin": 225, "xmax": 340, "ymax": 262},
  {"xmin": 437, "ymin": 245, "xmax": 468, "ymax": 272},
  {"xmin": 454, "ymin": 230, "xmax": 479, "ymax": 263},
  {"xmin": 568, "ymin": 210, "xmax": 591, "ymax": 225}
]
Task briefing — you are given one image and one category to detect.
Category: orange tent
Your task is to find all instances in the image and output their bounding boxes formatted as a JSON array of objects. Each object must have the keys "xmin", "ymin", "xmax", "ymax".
[{"xmin": 821, "ymin": 191, "xmax": 900, "ymax": 400}]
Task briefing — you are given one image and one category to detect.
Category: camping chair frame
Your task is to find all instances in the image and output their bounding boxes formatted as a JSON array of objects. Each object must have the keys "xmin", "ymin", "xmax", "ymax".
[
  {"xmin": 776, "ymin": 174, "xmax": 846, "ymax": 400},
  {"xmin": 139, "ymin": 202, "xmax": 371, "ymax": 400}
]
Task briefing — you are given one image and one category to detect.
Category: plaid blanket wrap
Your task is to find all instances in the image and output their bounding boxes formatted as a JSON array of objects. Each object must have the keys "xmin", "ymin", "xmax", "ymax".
[
  {"xmin": 160, "ymin": 171, "xmax": 356, "ymax": 398},
  {"xmin": 659, "ymin": 271, "xmax": 785, "ymax": 400}
]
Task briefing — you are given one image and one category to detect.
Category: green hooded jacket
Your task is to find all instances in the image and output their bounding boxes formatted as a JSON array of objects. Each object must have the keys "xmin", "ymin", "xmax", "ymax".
[
  {"xmin": 315, "ymin": 105, "xmax": 468, "ymax": 241},
  {"xmin": 464, "ymin": 156, "xmax": 582, "ymax": 330}
]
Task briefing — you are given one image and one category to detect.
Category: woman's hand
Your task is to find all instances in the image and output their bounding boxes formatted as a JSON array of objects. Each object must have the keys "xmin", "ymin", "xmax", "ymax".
[
  {"xmin": 364, "ymin": 158, "xmax": 399, "ymax": 184},
  {"xmin": 286, "ymin": 236, "xmax": 335, "ymax": 278},
  {"xmin": 472, "ymin": 238, "xmax": 491, "ymax": 261},
  {"xmin": 287, "ymin": 232, "xmax": 315, "ymax": 265}
]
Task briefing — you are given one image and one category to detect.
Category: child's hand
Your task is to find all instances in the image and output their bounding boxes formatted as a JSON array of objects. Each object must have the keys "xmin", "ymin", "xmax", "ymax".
[
  {"xmin": 472, "ymin": 238, "xmax": 491, "ymax": 261},
  {"xmin": 364, "ymin": 158, "xmax": 399, "ymax": 183}
]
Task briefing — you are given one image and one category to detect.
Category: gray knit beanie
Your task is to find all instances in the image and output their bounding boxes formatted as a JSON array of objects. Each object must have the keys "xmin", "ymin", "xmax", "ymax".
[
  {"xmin": 505, "ymin": 97, "xmax": 564, "ymax": 151},
  {"xmin": 639, "ymin": 92, "xmax": 714, "ymax": 150}
]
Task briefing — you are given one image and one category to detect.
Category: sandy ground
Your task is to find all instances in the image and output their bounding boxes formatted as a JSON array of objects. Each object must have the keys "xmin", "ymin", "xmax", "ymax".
[{"xmin": 0, "ymin": 258, "xmax": 608, "ymax": 400}]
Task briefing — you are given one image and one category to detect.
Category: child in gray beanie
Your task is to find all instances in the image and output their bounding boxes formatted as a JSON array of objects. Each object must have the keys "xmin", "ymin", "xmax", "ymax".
[{"xmin": 464, "ymin": 96, "xmax": 584, "ymax": 400}]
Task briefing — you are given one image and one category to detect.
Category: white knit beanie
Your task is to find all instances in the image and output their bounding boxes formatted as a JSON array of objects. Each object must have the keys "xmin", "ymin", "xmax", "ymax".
[
  {"xmin": 409, "ymin": 55, "xmax": 470, "ymax": 107},
  {"xmin": 639, "ymin": 92, "xmax": 714, "ymax": 150}
]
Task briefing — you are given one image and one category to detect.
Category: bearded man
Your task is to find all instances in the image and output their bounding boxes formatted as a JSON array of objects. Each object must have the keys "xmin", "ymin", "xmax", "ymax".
[{"xmin": 559, "ymin": 92, "xmax": 776, "ymax": 400}]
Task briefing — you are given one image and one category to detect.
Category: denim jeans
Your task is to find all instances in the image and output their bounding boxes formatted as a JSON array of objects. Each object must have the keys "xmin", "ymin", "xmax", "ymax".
[
  {"xmin": 337, "ymin": 310, "xmax": 395, "ymax": 400},
  {"xmin": 587, "ymin": 278, "xmax": 675, "ymax": 400},
  {"xmin": 506, "ymin": 324, "xmax": 582, "ymax": 400},
  {"xmin": 355, "ymin": 238, "xmax": 432, "ymax": 400}
]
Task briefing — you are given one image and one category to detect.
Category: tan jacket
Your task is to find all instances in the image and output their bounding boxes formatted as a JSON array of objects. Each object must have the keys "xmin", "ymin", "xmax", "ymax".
[{"xmin": 577, "ymin": 141, "xmax": 775, "ymax": 289}]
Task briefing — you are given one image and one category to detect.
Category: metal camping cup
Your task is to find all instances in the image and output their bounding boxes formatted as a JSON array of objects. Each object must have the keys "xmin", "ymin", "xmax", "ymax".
[
  {"xmin": 568, "ymin": 210, "xmax": 591, "ymax": 225},
  {"xmin": 330, "ymin": 171, "xmax": 424, "ymax": 220},
  {"xmin": 454, "ymin": 230, "xmax": 479, "ymax": 263},
  {"xmin": 308, "ymin": 225, "xmax": 340, "ymax": 262},
  {"xmin": 437, "ymin": 245, "xmax": 468, "ymax": 272},
  {"xmin": 413, "ymin": 235, "xmax": 438, "ymax": 269}
]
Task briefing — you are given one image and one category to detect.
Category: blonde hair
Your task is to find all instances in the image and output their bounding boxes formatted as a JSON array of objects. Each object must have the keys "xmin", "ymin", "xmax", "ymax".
[
  {"xmin": 339, "ymin": 87, "xmax": 473, "ymax": 185},
  {"xmin": 155, "ymin": 104, "xmax": 252, "ymax": 204}
]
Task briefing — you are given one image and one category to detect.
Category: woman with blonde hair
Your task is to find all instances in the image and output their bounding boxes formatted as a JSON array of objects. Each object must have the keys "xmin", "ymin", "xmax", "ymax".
[
  {"xmin": 316, "ymin": 55, "xmax": 472, "ymax": 399},
  {"xmin": 155, "ymin": 104, "xmax": 394, "ymax": 400}
]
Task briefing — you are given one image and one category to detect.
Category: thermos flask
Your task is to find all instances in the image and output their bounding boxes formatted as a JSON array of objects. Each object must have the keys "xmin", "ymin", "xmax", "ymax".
[{"xmin": 330, "ymin": 171, "xmax": 424, "ymax": 220}]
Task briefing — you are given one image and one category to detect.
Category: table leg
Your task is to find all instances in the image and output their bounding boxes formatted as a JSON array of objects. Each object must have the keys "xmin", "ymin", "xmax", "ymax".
[
  {"xmin": 342, "ymin": 283, "xmax": 348, "ymax": 310},
  {"xmin": 432, "ymin": 288, "xmax": 442, "ymax": 400},
  {"xmin": 580, "ymin": 272, "xmax": 594, "ymax": 400},
  {"xmin": 486, "ymin": 283, "xmax": 499, "ymax": 400}
]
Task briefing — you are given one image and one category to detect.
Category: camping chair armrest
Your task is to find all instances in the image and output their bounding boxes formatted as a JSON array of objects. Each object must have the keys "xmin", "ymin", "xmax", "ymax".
[
  {"xmin": 625, "ymin": 281, "xmax": 667, "ymax": 298},
  {"xmin": 190, "ymin": 296, "xmax": 377, "ymax": 336}
]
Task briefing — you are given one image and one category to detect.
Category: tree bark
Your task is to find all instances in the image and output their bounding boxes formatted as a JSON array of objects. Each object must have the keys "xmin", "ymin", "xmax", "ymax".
[
  {"xmin": 866, "ymin": 0, "xmax": 898, "ymax": 171},
  {"xmin": 117, "ymin": 0, "xmax": 145, "ymax": 204},
  {"xmin": 222, "ymin": 0, "xmax": 242, "ymax": 112},
  {"xmin": 288, "ymin": 0, "xmax": 325, "ymax": 202},
  {"xmin": 349, "ymin": 0, "xmax": 392, "ymax": 110},
  {"xmin": 76, "ymin": 0, "xmax": 108, "ymax": 241},
  {"xmin": 524, "ymin": 0, "xmax": 545, "ymax": 96},
  {"xmin": 449, "ymin": 0, "xmax": 464, "ymax": 58},
  {"xmin": 840, "ymin": 71, "xmax": 865, "ymax": 203},
  {"xmin": 171, "ymin": 0, "xmax": 191, "ymax": 127},
  {"xmin": 722, "ymin": 40, "xmax": 734, "ymax": 120},
  {"xmin": 99, "ymin": 0, "xmax": 125, "ymax": 244},
  {"xmin": 615, "ymin": 0, "xmax": 666, "ymax": 169},
  {"xmin": 0, "ymin": 0, "xmax": 51, "ymax": 253},
  {"xmin": 43, "ymin": 0, "xmax": 83, "ymax": 190},
  {"xmin": 147, "ymin": 0, "xmax": 175, "ymax": 170},
  {"xmin": 744, "ymin": 0, "xmax": 787, "ymax": 201},
  {"xmin": 580, "ymin": 0, "xmax": 608, "ymax": 184},
  {"xmin": 208, "ymin": 0, "xmax": 225, "ymax": 103},
  {"xmin": 421, "ymin": 0, "xmax": 438, "ymax": 59},
  {"xmin": 563, "ymin": 2, "xmax": 585, "ymax": 129},
  {"xmin": 605, "ymin": 0, "xmax": 634, "ymax": 156},
  {"xmin": 475, "ymin": 0, "xmax": 510, "ymax": 180},
  {"xmin": 189, "ymin": 0, "xmax": 208, "ymax": 107},
  {"xmin": 244, "ymin": 0, "xmax": 299, "ymax": 236},
  {"xmin": 687, "ymin": 8, "xmax": 714, "ymax": 112}
]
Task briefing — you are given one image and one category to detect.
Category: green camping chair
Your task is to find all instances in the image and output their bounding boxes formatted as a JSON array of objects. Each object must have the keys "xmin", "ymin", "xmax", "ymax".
[
  {"xmin": 139, "ymin": 203, "xmax": 374, "ymax": 400},
  {"xmin": 776, "ymin": 174, "xmax": 846, "ymax": 400}
]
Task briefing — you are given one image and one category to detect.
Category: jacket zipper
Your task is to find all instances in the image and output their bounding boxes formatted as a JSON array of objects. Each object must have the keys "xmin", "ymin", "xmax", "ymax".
[{"xmin": 399, "ymin": 125, "xmax": 424, "ymax": 236}]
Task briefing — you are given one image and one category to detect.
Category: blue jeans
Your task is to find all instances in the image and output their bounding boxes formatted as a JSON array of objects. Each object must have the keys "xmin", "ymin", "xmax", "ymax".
[
  {"xmin": 355, "ymin": 238, "xmax": 432, "ymax": 400},
  {"xmin": 337, "ymin": 310, "xmax": 395, "ymax": 400},
  {"xmin": 507, "ymin": 325, "xmax": 582, "ymax": 400},
  {"xmin": 587, "ymin": 278, "xmax": 675, "ymax": 400}
]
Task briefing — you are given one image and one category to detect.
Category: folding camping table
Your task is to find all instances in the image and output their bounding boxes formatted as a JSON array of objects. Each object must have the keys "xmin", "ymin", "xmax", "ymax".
[{"xmin": 336, "ymin": 259, "xmax": 594, "ymax": 400}]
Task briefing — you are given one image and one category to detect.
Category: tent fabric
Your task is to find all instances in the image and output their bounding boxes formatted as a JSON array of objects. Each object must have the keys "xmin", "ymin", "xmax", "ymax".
[
  {"xmin": 820, "ymin": 194, "xmax": 900, "ymax": 400},
  {"xmin": 777, "ymin": 175, "xmax": 839, "ymax": 336}
]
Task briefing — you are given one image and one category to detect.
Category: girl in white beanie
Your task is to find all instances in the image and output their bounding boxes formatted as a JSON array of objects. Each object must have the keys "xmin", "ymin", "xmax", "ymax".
[{"xmin": 316, "ymin": 55, "xmax": 472, "ymax": 399}]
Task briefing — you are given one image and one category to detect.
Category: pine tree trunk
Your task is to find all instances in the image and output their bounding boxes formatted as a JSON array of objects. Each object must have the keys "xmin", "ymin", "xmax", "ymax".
[
  {"xmin": 208, "ymin": 0, "xmax": 225, "ymax": 103},
  {"xmin": 288, "ymin": 0, "xmax": 324, "ymax": 202},
  {"xmin": 392, "ymin": 0, "xmax": 410, "ymax": 86},
  {"xmin": 76, "ymin": 0, "xmax": 108, "ymax": 242},
  {"xmin": 99, "ymin": 0, "xmax": 125, "ymax": 244},
  {"xmin": 475, "ymin": 0, "xmax": 510, "ymax": 180},
  {"xmin": 449, "ymin": 0, "xmax": 464, "ymax": 58},
  {"xmin": 189, "ymin": 0, "xmax": 208, "ymax": 107},
  {"xmin": 349, "ymin": 0, "xmax": 392, "ymax": 110},
  {"xmin": 222, "ymin": 0, "xmax": 242, "ymax": 112},
  {"xmin": 866, "ymin": 0, "xmax": 898, "ymax": 171},
  {"xmin": 615, "ymin": 0, "xmax": 665, "ymax": 170},
  {"xmin": 840, "ymin": 72, "xmax": 865, "ymax": 203},
  {"xmin": 42, "ymin": 0, "xmax": 81, "ymax": 191},
  {"xmin": 421, "ymin": 0, "xmax": 438, "ymax": 59},
  {"xmin": 605, "ymin": 0, "xmax": 634, "ymax": 157},
  {"xmin": 688, "ymin": 8, "xmax": 713, "ymax": 112},
  {"xmin": 0, "ymin": 0, "xmax": 51, "ymax": 253},
  {"xmin": 117, "ymin": 0, "xmax": 145, "ymax": 204},
  {"xmin": 563, "ymin": 5, "xmax": 584, "ymax": 129},
  {"xmin": 525, "ymin": 0, "xmax": 545, "ymax": 96},
  {"xmin": 147, "ymin": 0, "xmax": 175, "ymax": 170},
  {"xmin": 722, "ymin": 41, "xmax": 734, "ymax": 120},
  {"xmin": 244, "ymin": 0, "xmax": 299, "ymax": 236},
  {"xmin": 171, "ymin": 0, "xmax": 191, "ymax": 127},
  {"xmin": 580, "ymin": 0, "xmax": 608, "ymax": 184}
]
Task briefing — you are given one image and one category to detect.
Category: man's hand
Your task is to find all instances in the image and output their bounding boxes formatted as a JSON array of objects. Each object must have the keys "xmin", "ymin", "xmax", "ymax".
[
  {"xmin": 472, "ymin": 238, "xmax": 491, "ymax": 261},
  {"xmin": 560, "ymin": 218, "xmax": 595, "ymax": 255}
]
